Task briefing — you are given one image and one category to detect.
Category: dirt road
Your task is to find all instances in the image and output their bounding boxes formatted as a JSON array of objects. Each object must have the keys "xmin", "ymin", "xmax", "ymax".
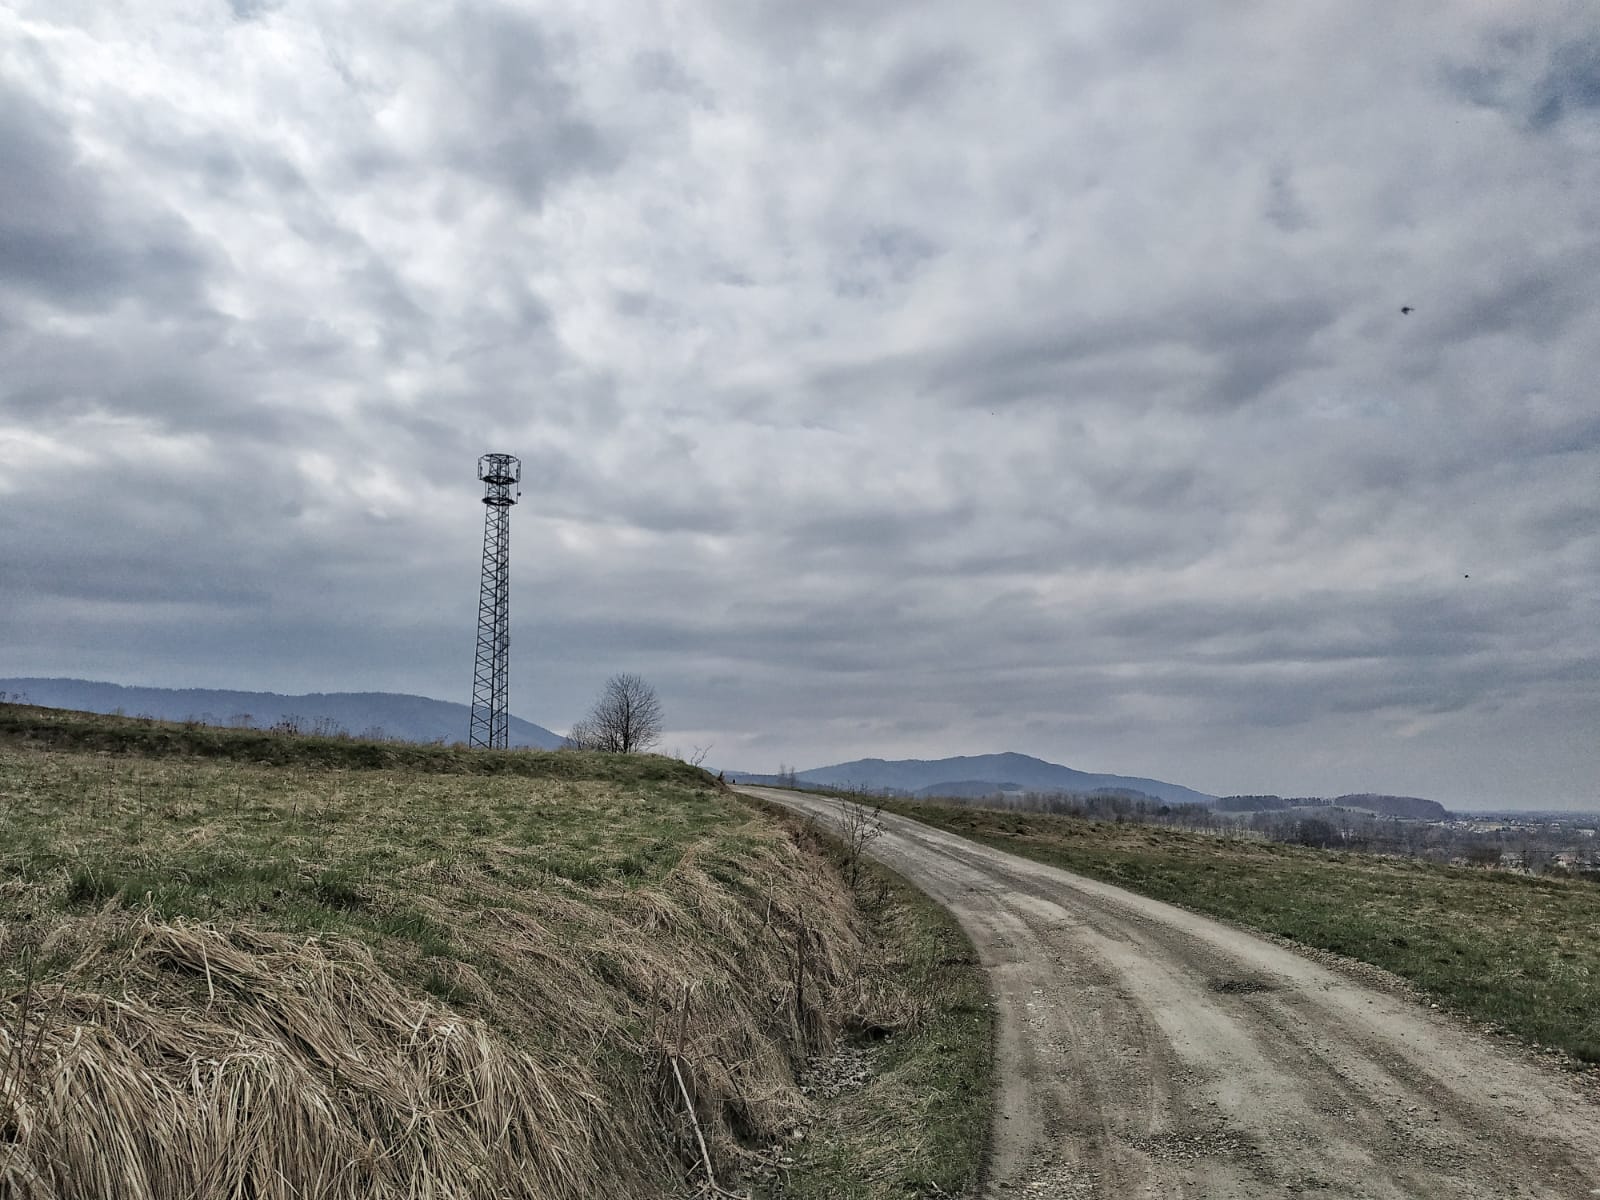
[{"xmin": 740, "ymin": 788, "xmax": 1600, "ymax": 1199}]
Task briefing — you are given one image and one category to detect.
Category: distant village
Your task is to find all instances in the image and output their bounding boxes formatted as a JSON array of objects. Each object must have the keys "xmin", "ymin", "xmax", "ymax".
[
  {"xmin": 1436, "ymin": 812, "xmax": 1598, "ymax": 875},
  {"xmin": 908, "ymin": 786, "xmax": 1600, "ymax": 878},
  {"xmin": 1193, "ymin": 802, "xmax": 1599, "ymax": 876}
]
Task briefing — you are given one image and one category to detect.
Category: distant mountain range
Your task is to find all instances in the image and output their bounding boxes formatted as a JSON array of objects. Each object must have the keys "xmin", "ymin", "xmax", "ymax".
[
  {"xmin": 734, "ymin": 754, "xmax": 1456, "ymax": 818},
  {"xmin": 736, "ymin": 752, "xmax": 1218, "ymax": 807},
  {"xmin": 0, "ymin": 678, "xmax": 564, "ymax": 749}
]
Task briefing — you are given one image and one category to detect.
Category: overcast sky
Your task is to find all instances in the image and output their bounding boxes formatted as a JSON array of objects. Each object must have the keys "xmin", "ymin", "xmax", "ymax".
[{"xmin": 2, "ymin": 1, "xmax": 1596, "ymax": 808}]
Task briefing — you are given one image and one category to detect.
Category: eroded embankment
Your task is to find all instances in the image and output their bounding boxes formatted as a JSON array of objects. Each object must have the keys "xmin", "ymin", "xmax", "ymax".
[{"xmin": 0, "ymin": 711, "xmax": 917, "ymax": 1199}]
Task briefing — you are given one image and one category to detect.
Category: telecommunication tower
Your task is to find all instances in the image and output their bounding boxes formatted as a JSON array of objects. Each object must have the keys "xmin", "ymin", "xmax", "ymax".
[{"xmin": 469, "ymin": 452, "xmax": 521, "ymax": 748}]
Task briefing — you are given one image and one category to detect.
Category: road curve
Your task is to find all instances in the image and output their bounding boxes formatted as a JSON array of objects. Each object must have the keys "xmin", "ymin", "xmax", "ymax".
[{"xmin": 740, "ymin": 788, "xmax": 1600, "ymax": 1200}]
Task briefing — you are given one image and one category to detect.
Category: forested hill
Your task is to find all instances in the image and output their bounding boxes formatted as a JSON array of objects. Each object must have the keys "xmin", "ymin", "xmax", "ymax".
[
  {"xmin": 1216, "ymin": 792, "xmax": 1450, "ymax": 820},
  {"xmin": 794, "ymin": 752, "xmax": 1216, "ymax": 807},
  {"xmin": 0, "ymin": 678, "xmax": 564, "ymax": 749},
  {"xmin": 1334, "ymin": 793, "xmax": 1450, "ymax": 820}
]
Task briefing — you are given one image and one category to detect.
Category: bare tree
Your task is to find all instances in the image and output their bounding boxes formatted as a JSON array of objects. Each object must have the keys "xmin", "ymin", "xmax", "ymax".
[{"xmin": 568, "ymin": 673, "xmax": 663, "ymax": 753}]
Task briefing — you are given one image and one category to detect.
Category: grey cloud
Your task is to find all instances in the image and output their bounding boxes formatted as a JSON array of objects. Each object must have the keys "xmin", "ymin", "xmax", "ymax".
[
  {"xmin": 874, "ymin": 46, "xmax": 972, "ymax": 112},
  {"xmin": 0, "ymin": 313, "xmax": 308, "ymax": 440},
  {"xmin": 1088, "ymin": 587, "xmax": 1575, "ymax": 681},
  {"xmin": 1433, "ymin": 246, "xmax": 1600, "ymax": 346},
  {"xmin": 1529, "ymin": 37, "xmax": 1600, "ymax": 128},
  {"xmin": 832, "ymin": 225, "xmax": 943, "ymax": 298},
  {"xmin": 1, "ymin": 1, "xmax": 1596, "ymax": 807},
  {"xmin": 786, "ymin": 502, "xmax": 978, "ymax": 561},
  {"xmin": 1444, "ymin": 30, "xmax": 1600, "ymax": 130},
  {"xmin": 1263, "ymin": 166, "xmax": 1311, "ymax": 233},
  {"xmin": 705, "ymin": 0, "xmax": 899, "ymax": 50},
  {"xmin": 631, "ymin": 51, "xmax": 712, "ymax": 105},
  {"xmin": 1186, "ymin": 295, "xmax": 1340, "ymax": 409},
  {"xmin": 836, "ymin": 314, "xmax": 1303, "ymax": 415},
  {"xmin": 0, "ymin": 80, "xmax": 208, "ymax": 312},
  {"xmin": 226, "ymin": 0, "xmax": 282, "ymax": 20},
  {"xmin": 426, "ymin": 4, "xmax": 622, "ymax": 205}
]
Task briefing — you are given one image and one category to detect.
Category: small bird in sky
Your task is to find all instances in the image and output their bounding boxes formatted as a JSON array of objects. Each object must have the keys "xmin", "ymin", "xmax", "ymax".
[{"xmin": 1400, "ymin": 306, "xmax": 1414, "ymax": 315}]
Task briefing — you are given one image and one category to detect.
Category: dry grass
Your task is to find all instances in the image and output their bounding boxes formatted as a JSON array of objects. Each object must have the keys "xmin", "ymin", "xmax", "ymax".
[
  {"xmin": 2, "ymin": 920, "xmax": 604, "ymax": 1199},
  {"xmin": 0, "ymin": 707, "xmax": 924, "ymax": 1199}
]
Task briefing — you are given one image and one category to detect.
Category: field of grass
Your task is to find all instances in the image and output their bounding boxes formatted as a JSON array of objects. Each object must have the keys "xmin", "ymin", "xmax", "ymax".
[
  {"xmin": 882, "ymin": 799, "xmax": 1600, "ymax": 1066},
  {"xmin": 0, "ymin": 705, "xmax": 991, "ymax": 1199}
]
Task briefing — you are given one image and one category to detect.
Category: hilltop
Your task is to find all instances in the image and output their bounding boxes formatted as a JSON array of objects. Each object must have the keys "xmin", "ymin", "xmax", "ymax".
[
  {"xmin": 776, "ymin": 751, "xmax": 1218, "ymax": 808},
  {"xmin": 0, "ymin": 677, "xmax": 563, "ymax": 748}
]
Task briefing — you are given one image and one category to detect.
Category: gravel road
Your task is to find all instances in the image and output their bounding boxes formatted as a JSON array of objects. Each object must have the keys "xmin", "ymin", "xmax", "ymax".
[{"xmin": 740, "ymin": 788, "xmax": 1600, "ymax": 1199}]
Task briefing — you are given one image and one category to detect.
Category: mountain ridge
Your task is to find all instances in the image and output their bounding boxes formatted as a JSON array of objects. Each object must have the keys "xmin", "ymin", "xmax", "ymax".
[
  {"xmin": 789, "ymin": 751, "xmax": 1218, "ymax": 807},
  {"xmin": 0, "ymin": 678, "xmax": 564, "ymax": 749}
]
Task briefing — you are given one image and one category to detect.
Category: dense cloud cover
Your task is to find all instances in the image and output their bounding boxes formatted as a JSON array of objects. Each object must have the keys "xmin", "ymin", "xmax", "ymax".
[{"xmin": 1, "ymin": 1, "xmax": 1596, "ymax": 807}]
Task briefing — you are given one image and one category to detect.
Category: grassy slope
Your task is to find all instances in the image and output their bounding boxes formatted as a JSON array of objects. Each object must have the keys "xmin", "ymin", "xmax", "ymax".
[
  {"xmin": 747, "ymin": 804, "xmax": 994, "ymax": 1200},
  {"xmin": 0, "ymin": 705, "xmax": 992, "ymax": 1199},
  {"xmin": 882, "ymin": 799, "xmax": 1600, "ymax": 1065}
]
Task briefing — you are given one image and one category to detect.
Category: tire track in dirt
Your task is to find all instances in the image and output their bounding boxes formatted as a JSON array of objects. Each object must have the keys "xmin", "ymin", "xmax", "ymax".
[{"xmin": 742, "ymin": 789, "xmax": 1600, "ymax": 1199}]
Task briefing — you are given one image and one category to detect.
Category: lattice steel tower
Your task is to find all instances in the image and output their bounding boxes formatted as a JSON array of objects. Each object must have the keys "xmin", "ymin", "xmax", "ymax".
[{"xmin": 469, "ymin": 452, "xmax": 521, "ymax": 748}]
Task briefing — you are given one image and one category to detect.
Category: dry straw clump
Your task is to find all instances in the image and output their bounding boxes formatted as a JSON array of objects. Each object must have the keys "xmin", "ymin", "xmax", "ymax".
[
  {"xmin": 1, "ymin": 813, "xmax": 902, "ymax": 1199},
  {"xmin": 3, "ymin": 919, "xmax": 605, "ymax": 1199}
]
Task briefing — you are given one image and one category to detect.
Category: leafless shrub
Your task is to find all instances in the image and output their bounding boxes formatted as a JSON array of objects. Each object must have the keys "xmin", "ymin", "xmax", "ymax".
[
  {"xmin": 839, "ymin": 801, "xmax": 884, "ymax": 891},
  {"xmin": 310, "ymin": 716, "xmax": 346, "ymax": 739}
]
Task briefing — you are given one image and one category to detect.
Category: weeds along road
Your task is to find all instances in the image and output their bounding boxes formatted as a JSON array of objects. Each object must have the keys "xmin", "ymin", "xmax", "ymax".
[{"xmin": 739, "ymin": 787, "xmax": 1600, "ymax": 1200}]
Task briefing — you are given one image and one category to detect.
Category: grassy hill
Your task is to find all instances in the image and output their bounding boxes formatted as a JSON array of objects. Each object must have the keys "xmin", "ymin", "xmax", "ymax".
[
  {"xmin": 0, "ymin": 705, "xmax": 990, "ymax": 1199},
  {"xmin": 884, "ymin": 798, "xmax": 1600, "ymax": 1066}
]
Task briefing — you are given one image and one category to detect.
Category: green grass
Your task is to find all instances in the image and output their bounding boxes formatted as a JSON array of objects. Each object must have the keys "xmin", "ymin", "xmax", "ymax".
[
  {"xmin": 0, "ymin": 701, "xmax": 707, "ymax": 784},
  {"xmin": 882, "ymin": 799, "xmax": 1600, "ymax": 1066},
  {"xmin": 0, "ymin": 748, "xmax": 732, "ymax": 962}
]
